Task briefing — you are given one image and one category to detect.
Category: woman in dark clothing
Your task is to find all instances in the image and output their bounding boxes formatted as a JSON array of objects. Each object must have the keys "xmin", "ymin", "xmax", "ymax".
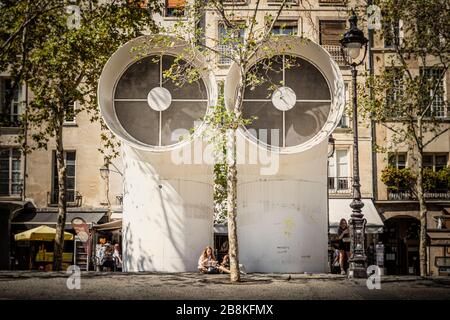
[{"xmin": 338, "ymin": 218, "xmax": 350, "ymax": 275}]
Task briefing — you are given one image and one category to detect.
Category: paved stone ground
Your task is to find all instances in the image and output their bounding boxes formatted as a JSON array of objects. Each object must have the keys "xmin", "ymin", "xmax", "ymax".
[{"xmin": 0, "ymin": 271, "xmax": 449, "ymax": 300}]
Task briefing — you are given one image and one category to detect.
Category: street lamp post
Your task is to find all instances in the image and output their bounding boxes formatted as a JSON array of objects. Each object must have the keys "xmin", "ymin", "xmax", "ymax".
[{"xmin": 340, "ymin": 10, "xmax": 369, "ymax": 279}]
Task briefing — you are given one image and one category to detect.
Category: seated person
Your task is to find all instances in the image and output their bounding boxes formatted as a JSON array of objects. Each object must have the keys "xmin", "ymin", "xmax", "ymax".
[
  {"xmin": 218, "ymin": 254, "xmax": 230, "ymax": 274},
  {"xmin": 198, "ymin": 246, "xmax": 218, "ymax": 274},
  {"xmin": 102, "ymin": 244, "xmax": 115, "ymax": 271}
]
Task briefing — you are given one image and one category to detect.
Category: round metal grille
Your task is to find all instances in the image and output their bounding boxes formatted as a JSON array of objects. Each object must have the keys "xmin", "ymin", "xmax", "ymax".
[
  {"xmin": 242, "ymin": 55, "xmax": 331, "ymax": 149},
  {"xmin": 113, "ymin": 55, "xmax": 208, "ymax": 147}
]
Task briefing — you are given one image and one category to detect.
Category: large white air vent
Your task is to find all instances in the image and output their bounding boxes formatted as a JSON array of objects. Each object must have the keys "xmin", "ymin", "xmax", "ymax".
[
  {"xmin": 224, "ymin": 36, "xmax": 345, "ymax": 154},
  {"xmin": 98, "ymin": 35, "xmax": 217, "ymax": 151}
]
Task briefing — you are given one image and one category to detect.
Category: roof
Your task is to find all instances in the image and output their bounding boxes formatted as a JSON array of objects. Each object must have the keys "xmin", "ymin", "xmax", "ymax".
[
  {"xmin": 11, "ymin": 211, "xmax": 107, "ymax": 229},
  {"xmin": 329, "ymin": 198, "xmax": 384, "ymax": 234}
]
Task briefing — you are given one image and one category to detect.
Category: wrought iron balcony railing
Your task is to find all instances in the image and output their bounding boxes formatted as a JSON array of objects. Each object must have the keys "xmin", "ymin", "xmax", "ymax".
[
  {"xmin": 388, "ymin": 189, "xmax": 450, "ymax": 200},
  {"xmin": 47, "ymin": 190, "xmax": 83, "ymax": 207},
  {"xmin": 328, "ymin": 176, "xmax": 352, "ymax": 194},
  {"xmin": 216, "ymin": 44, "xmax": 233, "ymax": 65},
  {"xmin": 322, "ymin": 45, "xmax": 345, "ymax": 66},
  {"xmin": 319, "ymin": 0, "xmax": 346, "ymax": 5}
]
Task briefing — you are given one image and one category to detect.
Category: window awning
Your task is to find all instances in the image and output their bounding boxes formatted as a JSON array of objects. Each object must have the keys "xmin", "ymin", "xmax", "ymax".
[
  {"xmin": 329, "ymin": 198, "xmax": 384, "ymax": 234},
  {"xmin": 11, "ymin": 211, "xmax": 107, "ymax": 229}
]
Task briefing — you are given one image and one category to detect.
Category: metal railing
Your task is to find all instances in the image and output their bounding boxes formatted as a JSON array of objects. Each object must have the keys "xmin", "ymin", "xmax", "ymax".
[
  {"xmin": 0, "ymin": 178, "xmax": 23, "ymax": 197},
  {"xmin": 47, "ymin": 190, "xmax": 83, "ymax": 206},
  {"xmin": 321, "ymin": 45, "xmax": 345, "ymax": 66},
  {"xmin": 319, "ymin": 0, "xmax": 346, "ymax": 5},
  {"xmin": 388, "ymin": 189, "xmax": 450, "ymax": 200},
  {"xmin": 216, "ymin": 44, "xmax": 233, "ymax": 65},
  {"xmin": 328, "ymin": 177, "xmax": 352, "ymax": 194}
]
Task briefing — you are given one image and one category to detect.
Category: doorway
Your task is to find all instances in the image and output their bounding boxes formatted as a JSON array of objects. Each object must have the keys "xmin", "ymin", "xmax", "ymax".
[{"xmin": 381, "ymin": 216, "xmax": 420, "ymax": 275}]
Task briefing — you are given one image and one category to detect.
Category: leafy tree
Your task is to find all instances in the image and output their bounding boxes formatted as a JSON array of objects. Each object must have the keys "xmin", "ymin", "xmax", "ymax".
[
  {"xmin": 361, "ymin": 0, "xmax": 449, "ymax": 276},
  {"xmin": 0, "ymin": 0, "xmax": 157, "ymax": 270}
]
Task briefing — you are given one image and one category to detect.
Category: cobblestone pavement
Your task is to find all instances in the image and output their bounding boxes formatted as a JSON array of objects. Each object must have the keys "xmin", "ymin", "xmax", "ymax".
[{"xmin": 0, "ymin": 272, "xmax": 449, "ymax": 300}]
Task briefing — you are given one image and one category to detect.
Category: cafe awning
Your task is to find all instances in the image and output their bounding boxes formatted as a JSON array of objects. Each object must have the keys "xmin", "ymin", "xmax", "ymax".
[
  {"xmin": 329, "ymin": 198, "xmax": 384, "ymax": 234},
  {"xmin": 11, "ymin": 211, "xmax": 107, "ymax": 229},
  {"xmin": 14, "ymin": 225, "xmax": 74, "ymax": 241},
  {"xmin": 93, "ymin": 219, "xmax": 122, "ymax": 231}
]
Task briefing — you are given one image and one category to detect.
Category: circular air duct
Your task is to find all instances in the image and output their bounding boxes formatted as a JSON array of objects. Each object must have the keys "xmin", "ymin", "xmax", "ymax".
[
  {"xmin": 98, "ymin": 35, "xmax": 217, "ymax": 151},
  {"xmin": 224, "ymin": 36, "xmax": 345, "ymax": 154}
]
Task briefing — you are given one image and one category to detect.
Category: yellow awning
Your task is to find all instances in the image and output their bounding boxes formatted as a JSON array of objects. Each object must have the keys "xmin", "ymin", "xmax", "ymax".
[{"xmin": 14, "ymin": 225, "xmax": 74, "ymax": 241}]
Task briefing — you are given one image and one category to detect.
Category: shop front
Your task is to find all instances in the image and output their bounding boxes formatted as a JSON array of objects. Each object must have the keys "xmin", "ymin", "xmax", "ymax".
[
  {"xmin": 328, "ymin": 198, "xmax": 384, "ymax": 273},
  {"xmin": 380, "ymin": 216, "xmax": 420, "ymax": 275},
  {"xmin": 13, "ymin": 225, "xmax": 74, "ymax": 270}
]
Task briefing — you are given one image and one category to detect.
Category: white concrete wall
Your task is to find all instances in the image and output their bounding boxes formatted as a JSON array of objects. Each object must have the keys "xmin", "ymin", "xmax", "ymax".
[
  {"xmin": 121, "ymin": 144, "xmax": 213, "ymax": 272},
  {"xmin": 237, "ymin": 140, "xmax": 329, "ymax": 273},
  {"xmin": 121, "ymin": 135, "xmax": 328, "ymax": 273}
]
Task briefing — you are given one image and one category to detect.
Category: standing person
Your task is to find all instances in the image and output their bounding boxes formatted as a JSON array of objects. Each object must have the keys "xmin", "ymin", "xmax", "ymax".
[
  {"xmin": 113, "ymin": 243, "xmax": 123, "ymax": 272},
  {"xmin": 338, "ymin": 218, "xmax": 350, "ymax": 275},
  {"xmin": 198, "ymin": 246, "xmax": 218, "ymax": 274}
]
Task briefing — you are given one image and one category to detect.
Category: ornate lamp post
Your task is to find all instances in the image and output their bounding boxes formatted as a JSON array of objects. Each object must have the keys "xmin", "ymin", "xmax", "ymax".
[{"xmin": 340, "ymin": 11, "xmax": 369, "ymax": 279}]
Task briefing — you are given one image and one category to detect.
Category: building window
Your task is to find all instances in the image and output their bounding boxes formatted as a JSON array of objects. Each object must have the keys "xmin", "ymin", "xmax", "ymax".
[
  {"xmin": 384, "ymin": 18, "xmax": 402, "ymax": 48},
  {"xmin": 165, "ymin": 0, "xmax": 185, "ymax": 17},
  {"xmin": 217, "ymin": 23, "xmax": 245, "ymax": 65},
  {"xmin": 51, "ymin": 151, "xmax": 76, "ymax": 204},
  {"xmin": 328, "ymin": 149, "xmax": 350, "ymax": 192},
  {"xmin": 421, "ymin": 68, "xmax": 446, "ymax": 118},
  {"xmin": 423, "ymin": 153, "xmax": 448, "ymax": 172},
  {"xmin": 388, "ymin": 153, "xmax": 407, "ymax": 169},
  {"xmin": 337, "ymin": 115, "xmax": 349, "ymax": 128},
  {"xmin": 271, "ymin": 20, "xmax": 298, "ymax": 36},
  {"xmin": 64, "ymin": 101, "xmax": 76, "ymax": 124},
  {"xmin": 384, "ymin": 68, "xmax": 408, "ymax": 119},
  {"xmin": 0, "ymin": 78, "xmax": 21, "ymax": 127},
  {"xmin": 337, "ymin": 82, "xmax": 350, "ymax": 128},
  {"xmin": 319, "ymin": 20, "xmax": 346, "ymax": 65},
  {"xmin": 0, "ymin": 147, "xmax": 22, "ymax": 196}
]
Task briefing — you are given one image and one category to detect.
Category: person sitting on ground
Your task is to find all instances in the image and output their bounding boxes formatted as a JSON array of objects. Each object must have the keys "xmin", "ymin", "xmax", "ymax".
[
  {"xmin": 198, "ymin": 246, "xmax": 218, "ymax": 274},
  {"xmin": 218, "ymin": 254, "xmax": 230, "ymax": 274},
  {"xmin": 113, "ymin": 243, "xmax": 123, "ymax": 272},
  {"xmin": 102, "ymin": 244, "xmax": 115, "ymax": 271}
]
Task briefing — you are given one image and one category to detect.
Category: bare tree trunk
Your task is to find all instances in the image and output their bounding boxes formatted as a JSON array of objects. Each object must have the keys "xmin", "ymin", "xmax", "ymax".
[
  {"xmin": 226, "ymin": 70, "xmax": 247, "ymax": 282},
  {"xmin": 416, "ymin": 151, "xmax": 428, "ymax": 277},
  {"xmin": 53, "ymin": 115, "xmax": 67, "ymax": 271},
  {"xmin": 227, "ymin": 127, "xmax": 240, "ymax": 282}
]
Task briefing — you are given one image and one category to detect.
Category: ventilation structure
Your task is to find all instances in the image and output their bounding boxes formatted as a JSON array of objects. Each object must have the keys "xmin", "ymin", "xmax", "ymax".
[
  {"xmin": 98, "ymin": 35, "xmax": 217, "ymax": 272},
  {"xmin": 225, "ymin": 36, "xmax": 344, "ymax": 154},
  {"xmin": 224, "ymin": 36, "xmax": 345, "ymax": 273},
  {"xmin": 98, "ymin": 35, "xmax": 217, "ymax": 151}
]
